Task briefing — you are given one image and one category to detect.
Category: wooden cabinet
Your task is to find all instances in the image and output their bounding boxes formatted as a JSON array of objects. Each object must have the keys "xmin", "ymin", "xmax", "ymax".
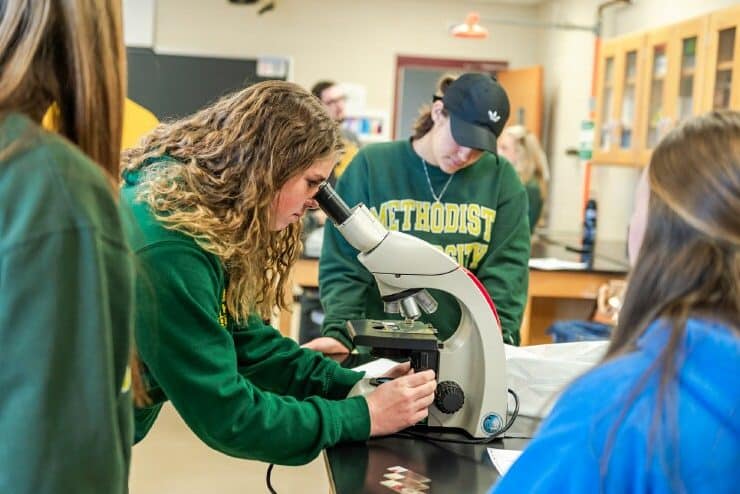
[
  {"xmin": 637, "ymin": 17, "xmax": 708, "ymax": 163},
  {"xmin": 593, "ymin": 33, "xmax": 646, "ymax": 165},
  {"xmin": 703, "ymin": 4, "xmax": 740, "ymax": 111},
  {"xmin": 593, "ymin": 4, "xmax": 740, "ymax": 167}
]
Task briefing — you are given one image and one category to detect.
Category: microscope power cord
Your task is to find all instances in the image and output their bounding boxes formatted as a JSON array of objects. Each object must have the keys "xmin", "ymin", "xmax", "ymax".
[
  {"xmin": 266, "ymin": 463, "xmax": 277, "ymax": 494},
  {"xmin": 264, "ymin": 389, "xmax": 521, "ymax": 492}
]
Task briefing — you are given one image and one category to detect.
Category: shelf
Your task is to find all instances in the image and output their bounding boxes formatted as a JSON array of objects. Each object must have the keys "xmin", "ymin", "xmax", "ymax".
[{"xmin": 343, "ymin": 109, "xmax": 390, "ymax": 144}]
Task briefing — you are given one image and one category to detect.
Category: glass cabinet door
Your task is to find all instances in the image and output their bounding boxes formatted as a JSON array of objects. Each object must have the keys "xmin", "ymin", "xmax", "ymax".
[
  {"xmin": 712, "ymin": 27, "xmax": 735, "ymax": 109},
  {"xmin": 646, "ymin": 44, "xmax": 668, "ymax": 148},
  {"xmin": 620, "ymin": 49, "xmax": 638, "ymax": 150},
  {"xmin": 674, "ymin": 17, "xmax": 708, "ymax": 123},
  {"xmin": 639, "ymin": 19, "xmax": 708, "ymax": 164},
  {"xmin": 593, "ymin": 34, "xmax": 645, "ymax": 166},
  {"xmin": 598, "ymin": 56, "xmax": 615, "ymax": 151},
  {"xmin": 678, "ymin": 37, "xmax": 698, "ymax": 118},
  {"xmin": 704, "ymin": 5, "xmax": 740, "ymax": 111},
  {"xmin": 638, "ymin": 30, "xmax": 669, "ymax": 164}
]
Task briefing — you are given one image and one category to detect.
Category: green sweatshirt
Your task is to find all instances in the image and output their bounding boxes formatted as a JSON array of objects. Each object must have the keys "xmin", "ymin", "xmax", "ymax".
[
  {"xmin": 0, "ymin": 114, "xmax": 134, "ymax": 494},
  {"xmin": 320, "ymin": 140, "xmax": 530, "ymax": 347},
  {"xmin": 524, "ymin": 178, "xmax": 543, "ymax": 233},
  {"xmin": 120, "ymin": 165, "xmax": 370, "ymax": 466}
]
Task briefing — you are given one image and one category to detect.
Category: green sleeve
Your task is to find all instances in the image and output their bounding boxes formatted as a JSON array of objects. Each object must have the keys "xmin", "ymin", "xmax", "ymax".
[
  {"xmin": 134, "ymin": 405, "xmax": 163, "ymax": 443},
  {"xmin": 232, "ymin": 314, "xmax": 364, "ymax": 400},
  {"xmin": 319, "ymin": 152, "xmax": 376, "ymax": 350},
  {"xmin": 0, "ymin": 231, "xmax": 133, "ymax": 493},
  {"xmin": 475, "ymin": 182, "xmax": 531, "ymax": 345},
  {"xmin": 135, "ymin": 242, "xmax": 370, "ymax": 465},
  {"xmin": 525, "ymin": 180, "xmax": 543, "ymax": 233}
]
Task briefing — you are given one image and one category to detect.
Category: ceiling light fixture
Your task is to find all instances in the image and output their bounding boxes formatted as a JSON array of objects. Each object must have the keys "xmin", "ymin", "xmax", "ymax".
[
  {"xmin": 450, "ymin": 12, "xmax": 489, "ymax": 39},
  {"xmin": 450, "ymin": 10, "xmax": 598, "ymax": 41}
]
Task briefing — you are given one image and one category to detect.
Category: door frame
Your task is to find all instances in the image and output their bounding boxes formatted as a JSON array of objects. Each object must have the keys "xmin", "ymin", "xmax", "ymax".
[{"xmin": 393, "ymin": 55, "xmax": 509, "ymax": 139}]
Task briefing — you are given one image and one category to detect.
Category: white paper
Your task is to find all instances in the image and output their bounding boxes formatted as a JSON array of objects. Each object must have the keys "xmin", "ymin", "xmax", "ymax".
[
  {"xmin": 487, "ymin": 448, "xmax": 522, "ymax": 476},
  {"xmin": 528, "ymin": 257, "xmax": 588, "ymax": 270},
  {"xmin": 351, "ymin": 358, "xmax": 399, "ymax": 378}
]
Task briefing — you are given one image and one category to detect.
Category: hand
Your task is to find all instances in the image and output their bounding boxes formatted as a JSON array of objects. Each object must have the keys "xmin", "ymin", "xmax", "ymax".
[
  {"xmin": 301, "ymin": 336, "xmax": 350, "ymax": 355},
  {"xmin": 365, "ymin": 370, "xmax": 436, "ymax": 437}
]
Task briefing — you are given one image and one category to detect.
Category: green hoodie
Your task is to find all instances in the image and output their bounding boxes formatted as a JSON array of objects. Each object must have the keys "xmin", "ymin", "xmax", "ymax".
[
  {"xmin": 320, "ymin": 140, "xmax": 530, "ymax": 347},
  {"xmin": 0, "ymin": 113, "xmax": 133, "ymax": 494},
  {"xmin": 120, "ymin": 163, "xmax": 370, "ymax": 466}
]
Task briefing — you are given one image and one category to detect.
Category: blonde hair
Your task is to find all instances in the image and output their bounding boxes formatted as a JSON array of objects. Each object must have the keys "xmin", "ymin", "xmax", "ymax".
[
  {"xmin": 501, "ymin": 125, "xmax": 549, "ymax": 200},
  {"xmin": 0, "ymin": 0, "xmax": 125, "ymax": 176},
  {"xmin": 123, "ymin": 81, "xmax": 343, "ymax": 322}
]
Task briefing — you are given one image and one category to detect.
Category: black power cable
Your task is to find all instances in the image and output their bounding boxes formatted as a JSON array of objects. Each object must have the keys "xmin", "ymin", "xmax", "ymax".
[{"xmin": 266, "ymin": 463, "xmax": 277, "ymax": 493}]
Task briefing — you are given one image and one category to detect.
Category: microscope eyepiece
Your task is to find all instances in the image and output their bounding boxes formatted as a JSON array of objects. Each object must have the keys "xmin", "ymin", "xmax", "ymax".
[{"xmin": 315, "ymin": 182, "xmax": 352, "ymax": 225}]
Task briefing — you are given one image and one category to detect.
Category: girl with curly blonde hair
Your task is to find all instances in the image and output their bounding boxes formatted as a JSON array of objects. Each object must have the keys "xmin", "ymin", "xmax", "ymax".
[{"xmin": 121, "ymin": 80, "xmax": 436, "ymax": 466}]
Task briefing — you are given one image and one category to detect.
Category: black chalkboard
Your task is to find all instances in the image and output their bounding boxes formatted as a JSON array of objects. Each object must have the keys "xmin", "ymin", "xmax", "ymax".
[{"xmin": 127, "ymin": 47, "xmax": 286, "ymax": 121}]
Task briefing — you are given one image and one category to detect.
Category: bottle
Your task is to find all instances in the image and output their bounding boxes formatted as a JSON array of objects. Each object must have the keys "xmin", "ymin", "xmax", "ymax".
[{"xmin": 582, "ymin": 199, "xmax": 597, "ymax": 253}]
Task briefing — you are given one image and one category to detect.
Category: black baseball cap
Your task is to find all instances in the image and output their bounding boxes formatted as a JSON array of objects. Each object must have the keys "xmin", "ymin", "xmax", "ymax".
[{"xmin": 442, "ymin": 73, "xmax": 510, "ymax": 153}]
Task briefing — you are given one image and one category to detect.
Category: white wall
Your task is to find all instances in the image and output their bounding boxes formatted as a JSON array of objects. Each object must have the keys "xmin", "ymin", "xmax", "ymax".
[
  {"xmin": 140, "ymin": 0, "xmax": 542, "ymax": 115},
  {"xmin": 124, "ymin": 0, "xmax": 737, "ymax": 241},
  {"xmin": 538, "ymin": 0, "xmax": 738, "ymax": 240},
  {"xmin": 123, "ymin": 0, "xmax": 155, "ymax": 47}
]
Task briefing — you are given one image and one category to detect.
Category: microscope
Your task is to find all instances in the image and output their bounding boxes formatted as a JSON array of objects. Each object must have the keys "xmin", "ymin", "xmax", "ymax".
[{"xmin": 315, "ymin": 183, "xmax": 508, "ymax": 438}]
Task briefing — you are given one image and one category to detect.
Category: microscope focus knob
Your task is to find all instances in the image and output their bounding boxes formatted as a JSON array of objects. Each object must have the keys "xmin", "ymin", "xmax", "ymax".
[{"xmin": 434, "ymin": 381, "xmax": 465, "ymax": 414}]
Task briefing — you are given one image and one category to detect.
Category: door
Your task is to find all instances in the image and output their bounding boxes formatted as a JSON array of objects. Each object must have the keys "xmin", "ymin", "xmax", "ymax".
[{"xmin": 497, "ymin": 65, "xmax": 544, "ymax": 139}]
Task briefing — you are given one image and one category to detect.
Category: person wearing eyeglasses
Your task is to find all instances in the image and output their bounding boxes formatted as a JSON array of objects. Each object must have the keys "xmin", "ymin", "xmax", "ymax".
[
  {"xmin": 304, "ymin": 73, "xmax": 531, "ymax": 356},
  {"xmin": 298, "ymin": 81, "xmax": 367, "ymax": 343},
  {"xmin": 311, "ymin": 80, "xmax": 362, "ymax": 179}
]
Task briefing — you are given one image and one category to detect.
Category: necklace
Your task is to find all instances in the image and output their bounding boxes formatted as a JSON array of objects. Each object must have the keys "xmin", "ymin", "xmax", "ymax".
[{"xmin": 421, "ymin": 158, "xmax": 454, "ymax": 203}]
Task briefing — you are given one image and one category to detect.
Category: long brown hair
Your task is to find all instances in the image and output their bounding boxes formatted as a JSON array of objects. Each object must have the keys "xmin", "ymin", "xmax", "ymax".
[
  {"xmin": 600, "ymin": 111, "xmax": 740, "ymax": 489},
  {"xmin": 122, "ymin": 80, "xmax": 343, "ymax": 322},
  {"xmin": 0, "ymin": 0, "xmax": 125, "ymax": 175}
]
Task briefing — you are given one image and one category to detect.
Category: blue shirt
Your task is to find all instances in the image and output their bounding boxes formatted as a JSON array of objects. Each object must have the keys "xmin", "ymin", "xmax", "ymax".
[{"xmin": 491, "ymin": 318, "xmax": 740, "ymax": 494}]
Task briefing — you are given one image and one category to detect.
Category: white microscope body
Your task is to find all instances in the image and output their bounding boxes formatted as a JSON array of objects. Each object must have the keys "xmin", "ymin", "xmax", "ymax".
[{"xmin": 316, "ymin": 183, "xmax": 508, "ymax": 438}]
